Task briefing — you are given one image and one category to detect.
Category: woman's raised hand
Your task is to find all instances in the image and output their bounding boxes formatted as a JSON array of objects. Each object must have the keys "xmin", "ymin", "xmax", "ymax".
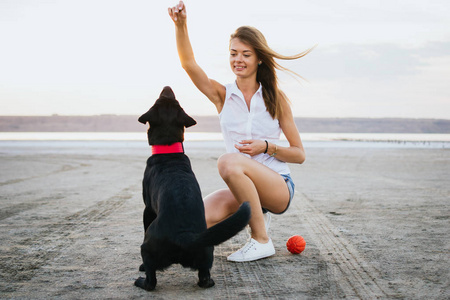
[{"xmin": 168, "ymin": 1, "xmax": 186, "ymax": 24}]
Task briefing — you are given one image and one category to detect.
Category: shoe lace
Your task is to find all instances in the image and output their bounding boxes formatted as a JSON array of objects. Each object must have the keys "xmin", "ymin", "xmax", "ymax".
[{"xmin": 242, "ymin": 239, "xmax": 256, "ymax": 254}]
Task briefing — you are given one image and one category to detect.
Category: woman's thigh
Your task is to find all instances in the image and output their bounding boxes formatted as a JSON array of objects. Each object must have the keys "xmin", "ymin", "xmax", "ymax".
[{"xmin": 203, "ymin": 188, "xmax": 240, "ymax": 227}]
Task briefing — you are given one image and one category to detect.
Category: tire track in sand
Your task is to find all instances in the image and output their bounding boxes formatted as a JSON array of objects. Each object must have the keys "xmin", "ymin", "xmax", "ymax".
[
  {"xmin": 211, "ymin": 229, "xmax": 334, "ymax": 299},
  {"xmin": 299, "ymin": 193, "xmax": 395, "ymax": 299},
  {"xmin": 0, "ymin": 186, "xmax": 135, "ymax": 293},
  {"xmin": 212, "ymin": 241, "xmax": 292, "ymax": 299},
  {"xmin": 0, "ymin": 163, "xmax": 87, "ymax": 187}
]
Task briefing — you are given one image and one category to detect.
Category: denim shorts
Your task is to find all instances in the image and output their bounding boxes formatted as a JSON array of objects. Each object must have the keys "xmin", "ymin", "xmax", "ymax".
[{"xmin": 262, "ymin": 173, "xmax": 295, "ymax": 215}]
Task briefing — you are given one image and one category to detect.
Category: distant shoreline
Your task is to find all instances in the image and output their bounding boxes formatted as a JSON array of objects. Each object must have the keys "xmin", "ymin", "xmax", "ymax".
[
  {"xmin": 1, "ymin": 115, "xmax": 449, "ymax": 134},
  {"xmin": 1, "ymin": 132, "xmax": 449, "ymax": 145}
]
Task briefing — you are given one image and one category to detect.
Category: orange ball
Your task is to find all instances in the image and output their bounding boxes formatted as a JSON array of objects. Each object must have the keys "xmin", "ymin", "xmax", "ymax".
[{"xmin": 286, "ymin": 235, "xmax": 306, "ymax": 254}]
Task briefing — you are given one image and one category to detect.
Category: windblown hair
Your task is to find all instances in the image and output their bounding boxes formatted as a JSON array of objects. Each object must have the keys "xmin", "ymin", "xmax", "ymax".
[{"xmin": 230, "ymin": 26, "xmax": 314, "ymax": 119}]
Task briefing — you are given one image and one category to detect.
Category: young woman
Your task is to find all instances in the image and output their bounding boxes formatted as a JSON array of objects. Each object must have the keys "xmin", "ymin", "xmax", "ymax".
[{"xmin": 168, "ymin": 1, "xmax": 310, "ymax": 262}]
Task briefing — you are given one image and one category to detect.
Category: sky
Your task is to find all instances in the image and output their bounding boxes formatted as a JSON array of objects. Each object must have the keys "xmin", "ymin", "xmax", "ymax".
[{"xmin": 1, "ymin": 0, "xmax": 449, "ymax": 118}]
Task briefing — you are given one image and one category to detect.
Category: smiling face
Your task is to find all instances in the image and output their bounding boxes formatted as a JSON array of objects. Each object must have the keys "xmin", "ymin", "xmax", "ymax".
[{"xmin": 229, "ymin": 38, "xmax": 260, "ymax": 79}]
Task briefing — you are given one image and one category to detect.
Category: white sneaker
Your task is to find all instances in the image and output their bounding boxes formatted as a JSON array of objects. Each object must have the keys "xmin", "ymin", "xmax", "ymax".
[{"xmin": 227, "ymin": 238, "xmax": 275, "ymax": 262}]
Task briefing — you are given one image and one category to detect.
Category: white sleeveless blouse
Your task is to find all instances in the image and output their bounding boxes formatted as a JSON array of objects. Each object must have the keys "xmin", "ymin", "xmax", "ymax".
[{"xmin": 219, "ymin": 81, "xmax": 290, "ymax": 175}]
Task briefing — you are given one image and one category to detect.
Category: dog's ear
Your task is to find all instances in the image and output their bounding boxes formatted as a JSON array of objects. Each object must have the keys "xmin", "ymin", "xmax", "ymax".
[
  {"xmin": 178, "ymin": 108, "xmax": 197, "ymax": 128},
  {"xmin": 138, "ymin": 106, "xmax": 159, "ymax": 125}
]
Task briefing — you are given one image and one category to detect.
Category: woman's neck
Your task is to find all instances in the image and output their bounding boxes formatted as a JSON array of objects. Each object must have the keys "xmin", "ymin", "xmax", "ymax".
[
  {"xmin": 236, "ymin": 78, "xmax": 259, "ymax": 108},
  {"xmin": 235, "ymin": 78, "xmax": 259, "ymax": 96}
]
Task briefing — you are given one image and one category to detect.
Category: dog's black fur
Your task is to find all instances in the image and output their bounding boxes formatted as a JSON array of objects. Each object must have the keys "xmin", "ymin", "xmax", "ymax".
[{"xmin": 134, "ymin": 86, "xmax": 251, "ymax": 291}]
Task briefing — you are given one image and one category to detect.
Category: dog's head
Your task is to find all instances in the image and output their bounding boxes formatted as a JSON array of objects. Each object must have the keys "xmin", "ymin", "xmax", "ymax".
[{"xmin": 138, "ymin": 86, "xmax": 197, "ymax": 145}]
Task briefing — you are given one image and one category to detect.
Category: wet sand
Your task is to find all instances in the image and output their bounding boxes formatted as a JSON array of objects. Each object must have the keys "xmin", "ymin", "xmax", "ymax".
[{"xmin": 0, "ymin": 141, "xmax": 449, "ymax": 299}]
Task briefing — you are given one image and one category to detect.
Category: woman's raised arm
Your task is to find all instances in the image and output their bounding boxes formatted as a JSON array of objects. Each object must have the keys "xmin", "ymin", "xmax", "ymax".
[{"xmin": 168, "ymin": 1, "xmax": 225, "ymax": 111}]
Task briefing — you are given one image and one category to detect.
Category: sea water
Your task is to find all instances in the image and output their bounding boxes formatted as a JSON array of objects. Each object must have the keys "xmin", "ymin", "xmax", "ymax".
[
  {"xmin": 0, "ymin": 132, "xmax": 449, "ymax": 154},
  {"xmin": 1, "ymin": 132, "xmax": 450, "ymax": 142}
]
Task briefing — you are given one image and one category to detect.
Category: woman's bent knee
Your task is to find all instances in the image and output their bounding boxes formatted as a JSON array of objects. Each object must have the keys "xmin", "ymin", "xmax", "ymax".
[{"xmin": 217, "ymin": 153, "xmax": 243, "ymax": 180}]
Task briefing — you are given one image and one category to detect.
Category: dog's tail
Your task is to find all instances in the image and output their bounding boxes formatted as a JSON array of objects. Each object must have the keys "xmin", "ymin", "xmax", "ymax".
[{"xmin": 190, "ymin": 202, "xmax": 251, "ymax": 248}]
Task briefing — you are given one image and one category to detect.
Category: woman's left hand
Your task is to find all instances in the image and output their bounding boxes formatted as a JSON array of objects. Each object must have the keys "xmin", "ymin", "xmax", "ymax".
[{"xmin": 235, "ymin": 139, "xmax": 266, "ymax": 156}]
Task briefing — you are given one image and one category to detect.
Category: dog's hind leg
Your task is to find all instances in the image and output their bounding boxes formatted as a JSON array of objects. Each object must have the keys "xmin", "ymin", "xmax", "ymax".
[
  {"xmin": 136, "ymin": 244, "xmax": 157, "ymax": 291},
  {"xmin": 140, "ymin": 209, "xmax": 156, "ymax": 271},
  {"xmin": 134, "ymin": 268, "xmax": 157, "ymax": 291},
  {"xmin": 197, "ymin": 247, "xmax": 214, "ymax": 288},
  {"xmin": 197, "ymin": 268, "xmax": 215, "ymax": 288}
]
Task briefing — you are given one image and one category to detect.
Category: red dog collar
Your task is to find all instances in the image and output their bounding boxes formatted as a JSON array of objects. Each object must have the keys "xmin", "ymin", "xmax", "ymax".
[{"xmin": 151, "ymin": 142, "xmax": 184, "ymax": 155}]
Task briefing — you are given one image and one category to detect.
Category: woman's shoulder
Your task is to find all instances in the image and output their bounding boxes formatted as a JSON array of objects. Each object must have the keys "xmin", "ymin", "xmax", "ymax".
[
  {"xmin": 224, "ymin": 82, "xmax": 235, "ymax": 88},
  {"xmin": 224, "ymin": 82, "xmax": 235, "ymax": 93},
  {"xmin": 224, "ymin": 81, "xmax": 241, "ymax": 98}
]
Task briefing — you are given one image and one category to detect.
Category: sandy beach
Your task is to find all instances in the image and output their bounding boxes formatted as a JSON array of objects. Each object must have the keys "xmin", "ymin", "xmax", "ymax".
[{"xmin": 0, "ymin": 140, "xmax": 449, "ymax": 299}]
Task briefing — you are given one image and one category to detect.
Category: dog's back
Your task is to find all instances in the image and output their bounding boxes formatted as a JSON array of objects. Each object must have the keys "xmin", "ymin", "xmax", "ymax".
[{"xmin": 142, "ymin": 153, "xmax": 207, "ymax": 249}]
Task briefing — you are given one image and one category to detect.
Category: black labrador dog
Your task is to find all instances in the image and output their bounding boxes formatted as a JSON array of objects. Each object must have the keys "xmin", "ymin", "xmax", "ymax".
[{"xmin": 135, "ymin": 86, "xmax": 251, "ymax": 291}]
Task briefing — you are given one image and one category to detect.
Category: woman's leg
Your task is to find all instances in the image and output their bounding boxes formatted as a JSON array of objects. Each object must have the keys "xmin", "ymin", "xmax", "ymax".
[
  {"xmin": 203, "ymin": 188, "xmax": 240, "ymax": 228},
  {"xmin": 215, "ymin": 153, "xmax": 290, "ymax": 244}
]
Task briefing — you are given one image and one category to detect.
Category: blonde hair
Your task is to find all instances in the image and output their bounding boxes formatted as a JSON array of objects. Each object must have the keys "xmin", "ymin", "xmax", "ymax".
[{"xmin": 230, "ymin": 26, "xmax": 314, "ymax": 119}]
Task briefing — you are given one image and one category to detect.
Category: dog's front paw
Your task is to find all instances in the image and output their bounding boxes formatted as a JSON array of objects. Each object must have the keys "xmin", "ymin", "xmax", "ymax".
[
  {"xmin": 135, "ymin": 276, "xmax": 156, "ymax": 291},
  {"xmin": 198, "ymin": 277, "xmax": 215, "ymax": 288}
]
